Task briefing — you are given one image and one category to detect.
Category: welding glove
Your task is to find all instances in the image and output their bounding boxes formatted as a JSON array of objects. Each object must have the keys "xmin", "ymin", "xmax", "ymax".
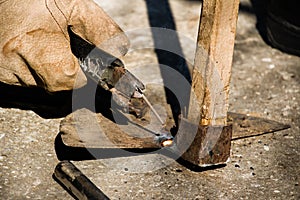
[{"xmin": 0, "ymin": 0, "xmax": 129, "ymax": 92}]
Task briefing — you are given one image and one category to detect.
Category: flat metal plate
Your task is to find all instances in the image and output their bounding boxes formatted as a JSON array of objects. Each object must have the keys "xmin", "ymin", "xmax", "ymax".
[
  {"xmin": 229, "ymin": 112, "xmax": 290, "ymax": 140},
  {"xmin": 59, "ymin": 109, "xmax": 290, "ymax": 149},
  {"xmin": 59, "ymin": 108, "xmax": 160, "ymax": 149}
]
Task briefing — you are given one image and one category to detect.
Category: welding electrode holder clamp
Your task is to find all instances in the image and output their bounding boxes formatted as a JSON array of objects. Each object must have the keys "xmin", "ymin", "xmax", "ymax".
[
  {"xmin": 78, "ymin": 52, "xmax": 147, "ymax": 111},
  {"xmin": 68, "ymin": 25, "xmax": 146, "ymax": 112}
]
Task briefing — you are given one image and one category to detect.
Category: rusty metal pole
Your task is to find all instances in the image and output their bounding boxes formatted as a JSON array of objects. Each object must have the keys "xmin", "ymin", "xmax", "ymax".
[{"xmin": 177, "ymin": 0, "xmax": 240, "ymax": 166}]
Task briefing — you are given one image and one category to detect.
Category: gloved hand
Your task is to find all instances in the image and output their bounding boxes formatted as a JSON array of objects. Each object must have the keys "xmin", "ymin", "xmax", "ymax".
[{"xmin": 0, "ymin": 0, "xmax": 129, "ymax": 92}]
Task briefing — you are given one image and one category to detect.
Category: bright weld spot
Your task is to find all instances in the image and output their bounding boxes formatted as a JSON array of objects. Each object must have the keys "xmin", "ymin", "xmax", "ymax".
[{"xmin": 161, "ymin": 139, "xmax": 173, "ymax": 147}]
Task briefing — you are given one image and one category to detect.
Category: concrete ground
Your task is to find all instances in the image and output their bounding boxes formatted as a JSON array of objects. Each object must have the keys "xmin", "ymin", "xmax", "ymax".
[{"xmin": 0, "ymin": 0, "xmax": 299, "ymax": 199}]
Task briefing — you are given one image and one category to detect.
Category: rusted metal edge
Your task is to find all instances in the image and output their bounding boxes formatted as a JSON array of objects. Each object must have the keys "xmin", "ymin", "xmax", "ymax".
[{"xmin": 228, "ymin": 112, "xmax": 291, "ymax": 140}]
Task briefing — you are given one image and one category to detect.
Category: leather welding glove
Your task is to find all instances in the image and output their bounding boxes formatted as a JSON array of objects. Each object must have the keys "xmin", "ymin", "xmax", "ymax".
[{"xmin": 0, "ymin": 0, "xmax": 129, "ymax": 92}]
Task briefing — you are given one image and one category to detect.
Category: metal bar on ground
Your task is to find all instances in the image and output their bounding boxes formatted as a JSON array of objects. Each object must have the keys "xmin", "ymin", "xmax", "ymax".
[{"xmin": 53, "ymin": 161, "xmax": 109, "ymax": 200}]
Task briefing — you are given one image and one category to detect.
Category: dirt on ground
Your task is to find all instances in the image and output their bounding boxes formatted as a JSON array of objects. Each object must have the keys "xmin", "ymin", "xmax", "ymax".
[{"xmin": 0, "ymin": 0, "xmax": 299, "ymax": 199}]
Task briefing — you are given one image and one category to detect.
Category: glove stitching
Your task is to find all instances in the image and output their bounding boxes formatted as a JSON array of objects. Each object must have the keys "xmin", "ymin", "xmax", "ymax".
[{"xmin": 45, "ymin": 0, "xmax": 69, "ymax": 42}]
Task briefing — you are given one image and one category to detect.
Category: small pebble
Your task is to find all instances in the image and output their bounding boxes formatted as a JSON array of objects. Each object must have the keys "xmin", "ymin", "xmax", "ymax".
[
  {"xmin": 264, "ymin": 145, "xmax": 270, "ymax": 151},
  {"xmin": 0, "ymin": 133, "xmax": 5, "ymax": 140},
  {"xmin": 33, "ymin": 179, "xmax": 41, "ymax": 186},
  {"xmin": 235, "ymin": 164, "xmax": 240, "ymax": 168},
  {"xmin": 268, "ymin": 64, "xmax": 275, "ymax": 69},
  {"xmin": 250, "ymin": 167, "xmax": 254, "ymax": 170},
  {"xmin": 274, "ymin": 190, "xmax": 280, "ymax": 193},
  {"xmin": 282, "ymin": 110, "xmax": 289, "ymax": 117},
  {"xmin": 138, "ymin": 190, "xmax": 144, "ymax": 193},
  {"xmin": 262, "ymin": 58, "xmax": 272, "ymax": 62}
]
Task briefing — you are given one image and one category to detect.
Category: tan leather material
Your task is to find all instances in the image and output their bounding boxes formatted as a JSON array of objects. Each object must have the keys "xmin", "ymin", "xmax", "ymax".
[{"xmin": 0, "ymin": 0, "xmax": 129, "ymax": 92}]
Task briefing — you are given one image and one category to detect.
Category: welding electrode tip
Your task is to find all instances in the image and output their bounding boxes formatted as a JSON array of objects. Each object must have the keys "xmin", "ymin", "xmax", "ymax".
[{"xmin": 141, "ymin": 94, "xmax": 165, "ymax": 125}]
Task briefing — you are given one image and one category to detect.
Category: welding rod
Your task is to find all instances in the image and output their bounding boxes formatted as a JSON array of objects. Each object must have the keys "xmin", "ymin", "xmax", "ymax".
[{"xmin": 141, "ymin": 94, "xmax": 165, "ymax": 126}]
